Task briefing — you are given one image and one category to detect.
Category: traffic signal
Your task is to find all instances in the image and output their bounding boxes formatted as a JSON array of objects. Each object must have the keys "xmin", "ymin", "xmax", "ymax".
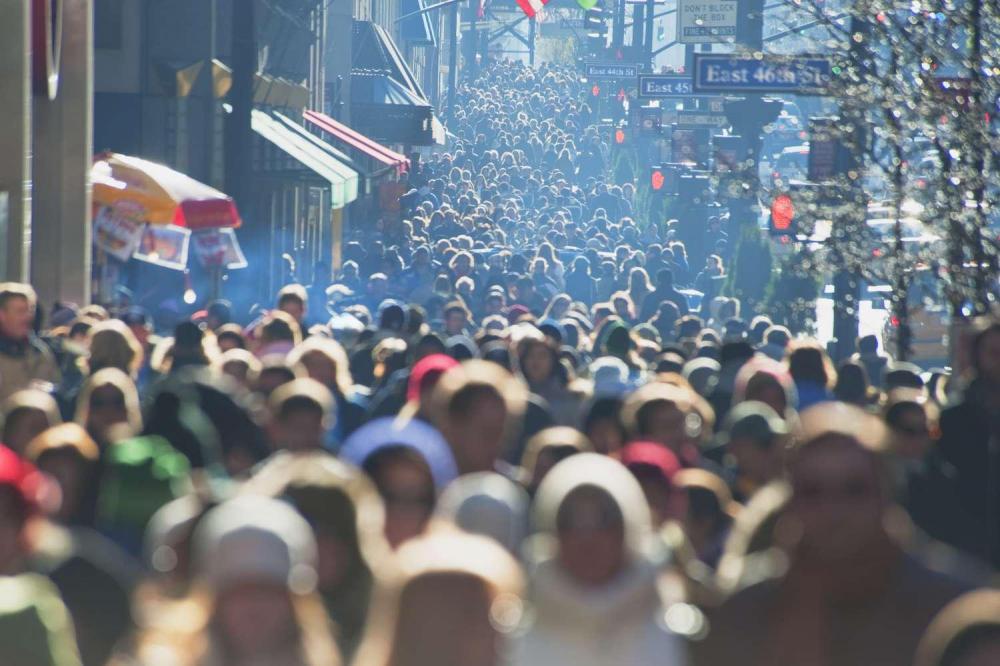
[
  {"xmin": 584, "ymin": 6, "xmax": 609, "ymax": 52},
  {"xmin": 650, "ymin": 166, "xmax": 666, "ymax": 191},
  {"xmin": 614, "ymin": 127, "xmax": 626, "ymax": 145},
  {"xmin": 769, "ymin": 182, "xmax": 822, "ymax": 237},
  {"xmin": 770, "ymin": 193, "xmax": 796, "ymax": 236}
]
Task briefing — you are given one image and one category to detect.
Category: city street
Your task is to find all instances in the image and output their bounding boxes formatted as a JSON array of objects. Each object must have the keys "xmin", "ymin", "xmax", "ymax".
[{"xmin": 0, "ymin": 1, "xmax": 997, "ymax": 665}]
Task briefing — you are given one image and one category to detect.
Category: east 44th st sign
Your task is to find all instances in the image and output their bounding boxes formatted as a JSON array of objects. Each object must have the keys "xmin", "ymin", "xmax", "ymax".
[{"xmin": 692, "ymin": 54, "xmax": 834, "ymax": 94}]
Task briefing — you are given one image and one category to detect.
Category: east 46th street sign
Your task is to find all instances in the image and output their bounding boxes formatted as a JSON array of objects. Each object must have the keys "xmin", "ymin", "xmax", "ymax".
[
  {"xmin": 638, "ymin": 75, "xmax": 694, "ymax": 98},
  {"xmin": 692, "ymin": 54, "xmax": 833, "ymax": 94}
]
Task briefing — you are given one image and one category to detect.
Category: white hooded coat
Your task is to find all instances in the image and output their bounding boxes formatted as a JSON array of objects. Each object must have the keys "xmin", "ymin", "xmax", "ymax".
[{"xmin": 511, "ymin": 453, "xmax": 689, "ymax": 666}]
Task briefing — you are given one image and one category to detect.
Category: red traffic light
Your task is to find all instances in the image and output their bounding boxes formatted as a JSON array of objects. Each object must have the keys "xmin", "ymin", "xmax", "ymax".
[
  {"xmin": 771, "ymin": 193, "xmax": 794, "ymax": 231},
  {"xmin": 651, "ymin": 169, "xmax": 665, "ymax": 191},
  {"xmin": 591, "ymin": 84, "xmax": 601, "ymax": 97},
  {"xmin": 617, "ymin": 88, "xmax": 626, "ymax": 102},
  {"xmin": 614, "ymin": 128, "xmax": 626, "ymax": 144}
]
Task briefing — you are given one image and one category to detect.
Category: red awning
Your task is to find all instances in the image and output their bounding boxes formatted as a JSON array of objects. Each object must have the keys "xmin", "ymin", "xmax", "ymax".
[{"xmin": 303, "ymin": 110, "xmax": 410, "ymax": 174}]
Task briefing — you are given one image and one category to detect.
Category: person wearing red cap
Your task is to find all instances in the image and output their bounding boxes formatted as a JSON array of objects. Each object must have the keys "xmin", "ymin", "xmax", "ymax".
[
  {"xmin": 618, "ymin": 441, "xmax": 684, "ymax": 527},
  {"xmin": 407, "ymin": 354, "xmax": 460, "ymax": 407}
]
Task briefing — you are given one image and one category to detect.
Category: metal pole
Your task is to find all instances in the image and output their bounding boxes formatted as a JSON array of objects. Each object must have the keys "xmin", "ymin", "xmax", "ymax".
[
  {"xmin": 529, "ymin": 16, "xmax": 536, "ymax": 66},
  {"xmin": 645, "ymin": 0, "xmax": 655, "ymax": 68},
  {"xmin": 469, "ymin": 0, "xmax": 478, "ymax": 79},
  {"xmin": 968, "ymin": 0, "xmax": 991, "ymax": 313},
  {"xmin": 830, "ymin": 7, "xmax": 871, "ymax": 362},
  {"xmin": 225, "ymin": 0, "xmax": 255, "ymax": 297},
  {"xmin": 633, "ymin": 5, "xmax": 644, "ymax": 57},
  {"xmin": 395, "ymin": 0, "xmax": 465, "ymax": 23},
  {"xmin": 447, "ymin": 0, "xmax": 459, "ymax": 122},
  {"xmin": 613, "ymin": 0, "xmax": 626, "ymax": 49}
]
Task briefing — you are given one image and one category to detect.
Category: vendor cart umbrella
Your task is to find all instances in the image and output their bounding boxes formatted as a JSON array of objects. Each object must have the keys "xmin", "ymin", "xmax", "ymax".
[{"xmin": 92, "ymin": 152, "xmax": 242, "ymax": 230}]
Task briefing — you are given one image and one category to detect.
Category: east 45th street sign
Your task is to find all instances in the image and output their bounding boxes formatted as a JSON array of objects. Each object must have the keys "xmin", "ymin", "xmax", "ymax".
[
  {"xmin": 692, "ymin": 54, "xmax": 833, "ymax": 94},
  {"xmin": 638, "ymin": 75, "xmax": 694, "ymax": 98}
]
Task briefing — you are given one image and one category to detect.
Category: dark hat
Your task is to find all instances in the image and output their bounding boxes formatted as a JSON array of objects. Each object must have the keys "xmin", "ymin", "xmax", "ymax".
[
  {"xmin": 884, "ymin": 362, "xmax": 924, "ymax": 390},
  {"xmin": 174, "ymin": 321, "xmax": 204, "ymax": 348},
  {"xmin": 537, "ymin": 318, "xmax": 565, "ymax": 344},
  {"xmin": 446, "ymin": 335, "xmax": 478, "ymax": 361},
  {"xmin": 721, "ymin": 400, "xmax": 788, "ymax": 447},
  {"xmin": 120, "ymin": 306, "xmax": 150, "ymax": 328}
]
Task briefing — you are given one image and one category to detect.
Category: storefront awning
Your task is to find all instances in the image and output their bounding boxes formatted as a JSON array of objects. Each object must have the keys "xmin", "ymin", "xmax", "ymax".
[
  {"xmin": 303, "ymin": 109, "xmax": 410, "ymax": 174},
  {"xmin": 353, "ymin": 21, "xmax": 428, "ymax": 102},
  {"xmin": 251, "ymin": 110, "xmax": 359, "ymax": 209},
  {"xmin": 350, "ymin": 20, "xmax": 441, "ymax": 146}
]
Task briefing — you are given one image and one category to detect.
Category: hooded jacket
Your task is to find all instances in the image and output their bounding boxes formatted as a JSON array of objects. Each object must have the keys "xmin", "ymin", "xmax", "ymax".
[
  {"xmin": 0, "ymin": 335, "xmax": 61, "ymax": 402},
  {"xmin": 512, "ymin": 453, "xmax": 689, "ymax": 666}
]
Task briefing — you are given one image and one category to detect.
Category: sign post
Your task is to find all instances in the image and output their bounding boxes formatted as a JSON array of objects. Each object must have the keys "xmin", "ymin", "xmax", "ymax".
[{"xmin": 677, "ymin": 0, "xmax": 737, "ymax": 44}]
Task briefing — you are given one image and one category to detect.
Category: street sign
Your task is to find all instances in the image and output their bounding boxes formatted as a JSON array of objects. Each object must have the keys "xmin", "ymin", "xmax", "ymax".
[
  {"xmin": 677, "ymin": 110, "xmax": 729, "ymax": 127},
  {"xmin": 638, "ymin": 75, "xmax": 694, "ymax": 98},
  {"xmin": 692, "ymin": 54, "xmax": 833, "ymax": 94},
  {"xmin": 678, "ymin": 0, "xmax": 737, "ymax": 44},
  {"xmin": 585, "ymin": 62, "xmax": 640, "ymax": 79}
]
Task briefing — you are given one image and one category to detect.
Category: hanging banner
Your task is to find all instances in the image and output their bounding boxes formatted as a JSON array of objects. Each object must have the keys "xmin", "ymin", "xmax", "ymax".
[
  {"xmin": 134, "ymin": 224, "xmax": 191, "ymax": 270},
  {"xmin": 93, "ymin": 206, "xmax": 145, "ymax": 262},
  {"xmin": 192, "ymin": 228, "xmax": 248, "ymax": 269}
]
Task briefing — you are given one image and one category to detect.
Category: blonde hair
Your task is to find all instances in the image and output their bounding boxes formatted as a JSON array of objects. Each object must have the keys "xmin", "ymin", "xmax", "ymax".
[
  {"xmin": 124, "ymin": 587, "xmax": 341, "ymax": 666},
  {"xmin": 621, "ymin": 381, "xmax": 703, "ymax": 441},
  {"xmin": 1, "ymin": 389, "xmax": 62, "ymax": 432},
  {"xmin": 520, "ymin": 426, "xmax": 592, "ymax": 477},
  {"xmin": 287, "ymin": 337, "xmax": 353, "ymax": 396},
  {"xmin": 74, "ymin": 367, "xmax": 143, "ymax": 436},
  {"xmin": 25, "ymin": 422, "xmax": 100, "ymax": 463},
  {"xmin": 429, "ymin": 360, "xmax": 527, "ymax": 448},
  {"xmin": 242, "ymin": 451, "xmax": 393, "ymax": 577},
  {"xmin": 216, "ymin": 348, "xmax": 262, "ymax": 385},
  {"xmin": 260, "ymin": 310, "xmax": 303, "ymax": 347},
  {"xmin": 86, "ymin": 319, "xmax": 144, "ymax": 376},
  {"xmin": 352, "ymin": 529, "xmax": 523, "ymax": 666}
]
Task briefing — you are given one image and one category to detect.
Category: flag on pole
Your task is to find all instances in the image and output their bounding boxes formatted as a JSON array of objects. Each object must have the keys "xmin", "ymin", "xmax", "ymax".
[{"xmin": 515, "ymin": 0, "xmax": 549, "ymax": 17}]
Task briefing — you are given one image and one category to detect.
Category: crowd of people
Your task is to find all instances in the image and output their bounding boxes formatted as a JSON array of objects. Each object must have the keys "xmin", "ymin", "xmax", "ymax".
[{"xmin": 1, "ymin": 59, "xmax": 999, "ymax": 666}]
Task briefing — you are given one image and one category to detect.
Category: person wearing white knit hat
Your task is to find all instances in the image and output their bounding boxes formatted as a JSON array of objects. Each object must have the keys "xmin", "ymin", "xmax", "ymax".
[{"xmin": 127, "ymin": 495, "xmax": 342, "ymax": 666}]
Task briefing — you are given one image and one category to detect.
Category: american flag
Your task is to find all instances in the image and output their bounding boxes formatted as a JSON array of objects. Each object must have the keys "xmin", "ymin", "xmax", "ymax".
[{"xmin": 515, "ymin": 0, "xmax": 549, "ymax": 18}]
